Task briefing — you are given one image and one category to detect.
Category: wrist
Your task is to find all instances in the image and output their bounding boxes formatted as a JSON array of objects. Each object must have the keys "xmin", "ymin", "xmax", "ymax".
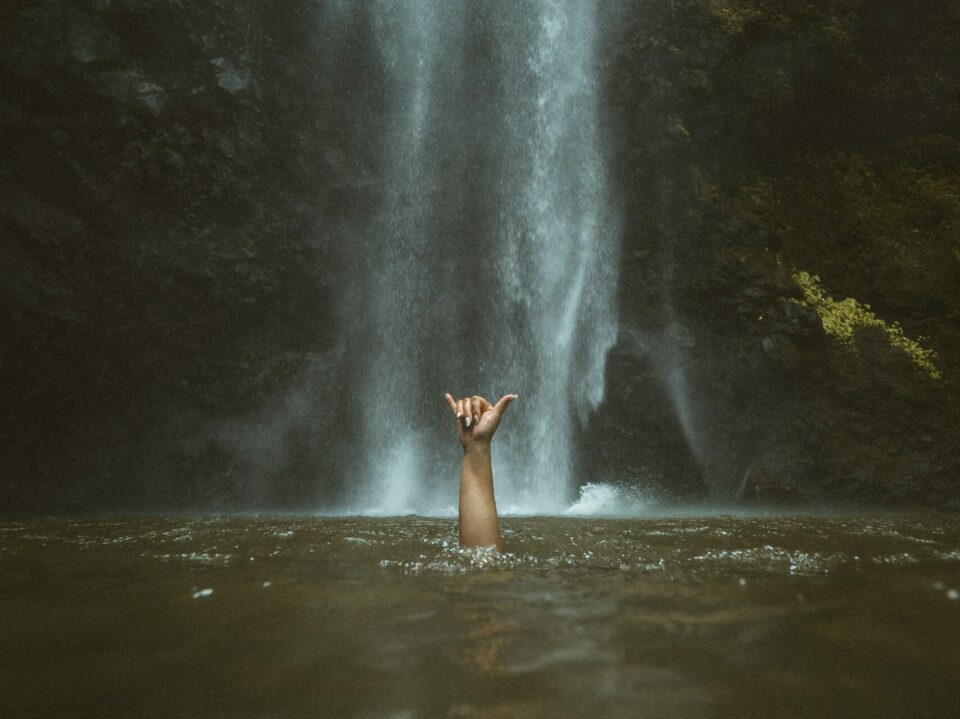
[{"xmin": 463, "ymin": 439, "xmax": 491, "ymax": 456}]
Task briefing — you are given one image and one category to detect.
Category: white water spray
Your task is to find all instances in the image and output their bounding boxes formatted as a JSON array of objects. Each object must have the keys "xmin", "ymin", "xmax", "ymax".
[{"xmin": 339, "ymin": 1, "xmax": 619, "ymax": 514}]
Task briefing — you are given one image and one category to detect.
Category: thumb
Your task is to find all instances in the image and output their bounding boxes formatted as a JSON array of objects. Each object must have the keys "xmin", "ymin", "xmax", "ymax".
[{"xmin": 493, "ymin": 393, "xmax": 518, "ymax": 415}]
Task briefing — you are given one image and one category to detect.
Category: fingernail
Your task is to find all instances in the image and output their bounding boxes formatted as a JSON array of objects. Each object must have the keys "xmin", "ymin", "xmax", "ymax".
[
  {"xmin": 465, "ymin": 416, "xmax": 472, "ymax": 428},
  {"xmin": 473, "ymin": 414, "xmax": 479, "ymax": 425},
  {"xmin": 456, "ymin": 412, "xmax": 462, "ymax": 418}
]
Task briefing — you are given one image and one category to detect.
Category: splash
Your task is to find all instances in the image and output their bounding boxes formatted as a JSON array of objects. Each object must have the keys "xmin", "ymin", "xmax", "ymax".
[{"xmin": 564, "ymin": 483, "xmax": 652, "ymax": 517}]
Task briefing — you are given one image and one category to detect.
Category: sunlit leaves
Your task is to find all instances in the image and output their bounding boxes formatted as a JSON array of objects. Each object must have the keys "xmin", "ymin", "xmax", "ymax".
[{"xmin": 791, "ymin": 271, "xmax": 942, "ymax": 379}]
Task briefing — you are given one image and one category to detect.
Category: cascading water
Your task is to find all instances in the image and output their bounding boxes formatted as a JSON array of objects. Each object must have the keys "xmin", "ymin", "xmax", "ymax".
[{"xmin": 336, "ymin": 1, "xmax": 619, "ymax": 514}]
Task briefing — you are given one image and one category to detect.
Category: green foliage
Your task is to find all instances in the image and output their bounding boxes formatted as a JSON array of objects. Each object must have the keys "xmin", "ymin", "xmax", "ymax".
[
  {"xmin": 791, "ymin": 271, "xmax": 942, "ymax": 379},
  {"xmin": 730, "ymin": 147, "xmax": 960, "ymax": 313},
  {"xmin": 705, "ymin": 0, "xmax": 850, "ymax": 39}
]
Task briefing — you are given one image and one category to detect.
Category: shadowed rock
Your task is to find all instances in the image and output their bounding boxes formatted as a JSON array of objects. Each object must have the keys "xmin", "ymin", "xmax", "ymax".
[{"xmin": 737, "ymin": 465, "xmax": 804, "ymax": 507}]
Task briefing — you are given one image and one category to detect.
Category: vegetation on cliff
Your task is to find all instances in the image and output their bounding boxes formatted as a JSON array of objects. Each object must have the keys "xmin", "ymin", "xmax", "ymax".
[{"xmin": 790, "ymin": 271, "xmax": 941, "ymax": 380}]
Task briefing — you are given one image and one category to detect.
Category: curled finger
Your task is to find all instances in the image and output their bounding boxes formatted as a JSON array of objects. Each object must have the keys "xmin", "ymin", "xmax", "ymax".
[{"xmin": 464, "ymin": 397, "xmax": 474, "ymax": 428}]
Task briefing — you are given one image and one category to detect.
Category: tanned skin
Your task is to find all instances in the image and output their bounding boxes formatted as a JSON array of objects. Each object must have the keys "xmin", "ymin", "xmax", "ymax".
[{"xmin": 444, "ymin": 392, "xmax": 517, "ymax": 550}]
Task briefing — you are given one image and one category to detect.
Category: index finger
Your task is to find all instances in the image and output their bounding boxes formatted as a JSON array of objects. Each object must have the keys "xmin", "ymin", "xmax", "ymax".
[{"xmin": 444, "ymin": 393, "xmax": 459, "ymax": 417}]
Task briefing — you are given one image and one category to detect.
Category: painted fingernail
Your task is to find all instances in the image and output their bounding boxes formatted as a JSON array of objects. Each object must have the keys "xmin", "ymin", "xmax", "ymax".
[{"xmin": 465, "ymin": 416, "xmax": 472, "ymax": 428}]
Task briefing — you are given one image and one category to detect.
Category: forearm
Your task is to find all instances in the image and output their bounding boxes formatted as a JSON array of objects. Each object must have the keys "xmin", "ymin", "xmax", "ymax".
[{"xmin": 458, "ymin": 441, "xmax": 501, "ymax": 549}]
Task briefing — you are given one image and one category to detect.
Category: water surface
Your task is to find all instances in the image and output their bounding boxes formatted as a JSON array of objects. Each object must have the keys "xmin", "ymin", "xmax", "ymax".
[{"xmin": 2, "ymin": 515, "xmax": 960, "ymax": 717}]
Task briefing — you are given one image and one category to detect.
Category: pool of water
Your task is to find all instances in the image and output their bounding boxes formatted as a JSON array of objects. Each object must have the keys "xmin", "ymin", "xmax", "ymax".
[{"xmin": 2, "ymin": 515, "xmax": 960, "ymax": 718}]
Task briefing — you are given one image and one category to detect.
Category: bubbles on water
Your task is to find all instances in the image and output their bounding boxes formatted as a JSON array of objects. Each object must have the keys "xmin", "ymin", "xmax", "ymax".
[
  {"xmin": 691, "ymin": 545, "xmax": 846, "ymax": 576},
  {"xmin": 158, "ymin": 551, "xmax": 232, "ymax": 565},
  {"xmin": 379, "ymin": 545, "xmax": 534, "ymax": 574},
  {"xmin": 6, "ymin": 516, "xmax": 960, "ymax": 590},
  {"xmin": 871, "ymin": 552, "xmax": 919, "ymax": 565}
]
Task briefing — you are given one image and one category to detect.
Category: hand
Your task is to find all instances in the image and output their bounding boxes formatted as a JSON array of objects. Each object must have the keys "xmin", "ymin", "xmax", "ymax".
[{"xmin": 444, "ymin": 393, "xmax": 517, "ymax": 448}]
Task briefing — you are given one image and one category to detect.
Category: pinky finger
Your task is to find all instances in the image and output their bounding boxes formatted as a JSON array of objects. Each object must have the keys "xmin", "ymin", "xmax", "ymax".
[{"xmin": 444, "ymin": 393, "xmax": 458, "ymax": 417}]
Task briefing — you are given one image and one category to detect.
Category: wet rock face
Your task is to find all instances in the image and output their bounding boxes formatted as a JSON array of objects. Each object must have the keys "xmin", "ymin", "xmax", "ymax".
[
  {"xmin": 736, "ymin": 465, "xmax": 804, "ymax": 508},
  {"xmin": 588, "ymin": 0, "xmax": 960, "ymax": 508},
  {"xmin": 579, "ymin": 341, "xmax": 708, "ymax": 501},
  {"xmin": 0, "ymin": 0, "xmax": 345, "ymax": 511},
  {"xmin": 67, "ymin": 10, "xmax": 122, "ymax": 64}
]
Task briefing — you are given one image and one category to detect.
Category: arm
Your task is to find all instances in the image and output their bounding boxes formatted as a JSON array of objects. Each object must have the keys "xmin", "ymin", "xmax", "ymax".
[{"xmin": 444, "ymin": 392, "xmax": 517, "ymax": 550}]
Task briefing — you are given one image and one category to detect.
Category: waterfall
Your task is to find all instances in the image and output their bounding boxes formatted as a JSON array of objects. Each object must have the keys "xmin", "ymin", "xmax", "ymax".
[{"xmin": 336, "ymin": 1, "xmax": 619, "ymax": 514}]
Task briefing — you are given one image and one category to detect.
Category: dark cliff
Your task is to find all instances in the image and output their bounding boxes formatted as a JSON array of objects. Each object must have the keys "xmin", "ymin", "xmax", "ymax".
[
  {"xmin": 587, "ymin": 0, "xmax": 960, "ymax": 508},
  {"xmin": 2, "ymin": 0, "xmax": 958, "ymax": 511}
]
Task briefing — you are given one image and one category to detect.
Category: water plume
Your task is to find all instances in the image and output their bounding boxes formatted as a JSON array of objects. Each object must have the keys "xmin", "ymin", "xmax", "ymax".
[{"xmin": 335, "ymin": 1, "xmax": 619, "ymax": 514}]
